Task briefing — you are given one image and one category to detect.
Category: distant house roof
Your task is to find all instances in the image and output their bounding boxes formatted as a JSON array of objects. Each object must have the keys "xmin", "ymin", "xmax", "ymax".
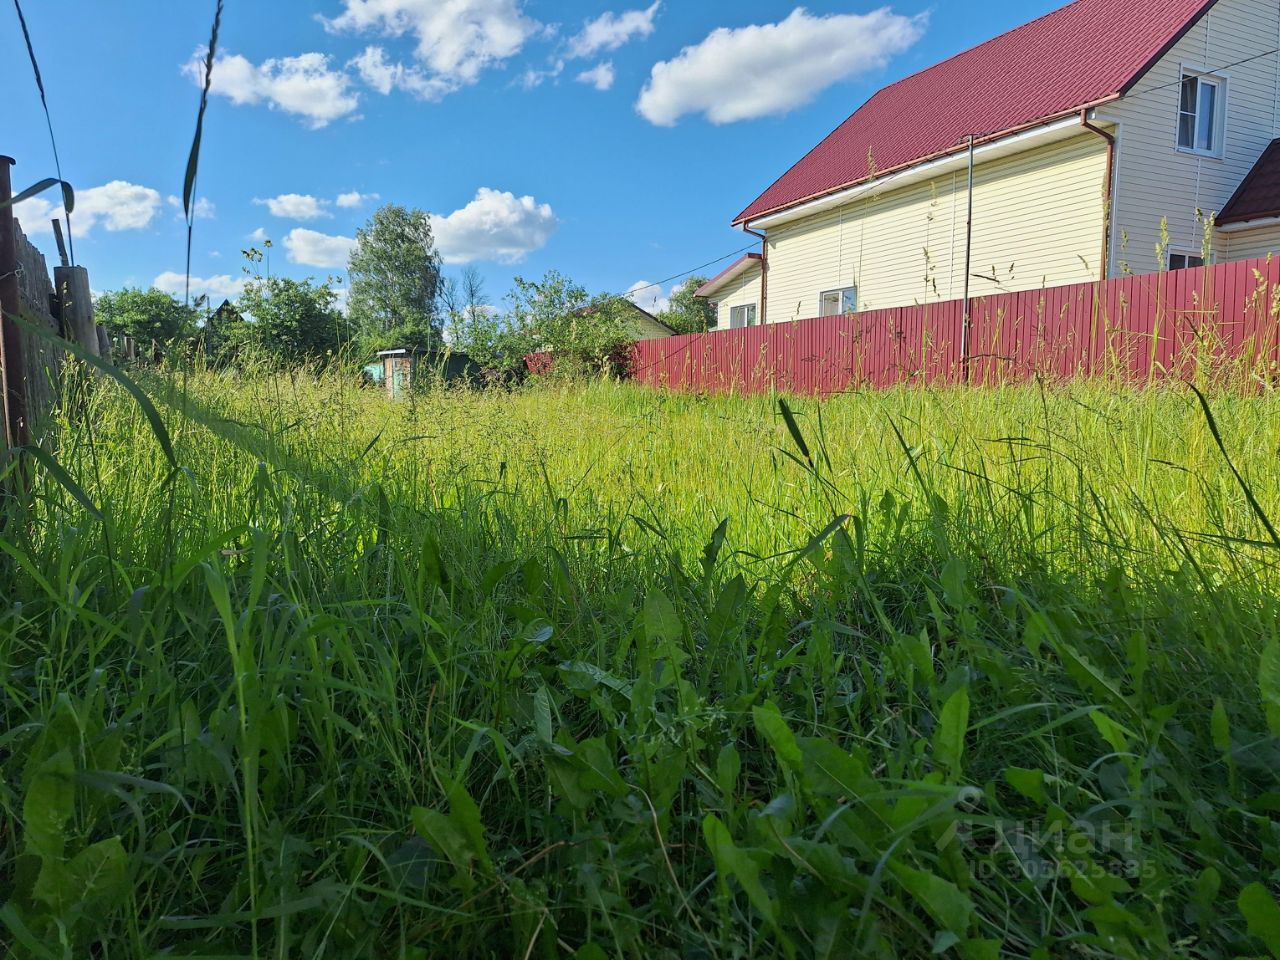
[
  {"xmin": 696, "ymin": 253, "xmax": 764, "ymax": 298},
  {"xmin": 735, "ymin": 0, "xmax": 1217, "ymax": 225},
  {"xmin": 1219, "ymin": 139, "xmax": 1280, "ymax": 226}
]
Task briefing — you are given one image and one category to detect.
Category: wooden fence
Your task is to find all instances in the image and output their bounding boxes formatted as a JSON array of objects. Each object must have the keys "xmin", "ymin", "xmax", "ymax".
[
  {"xmin": 630, "ymin": 256, "xmax": 1280, "ymax": 394},
  {"xmin": 1, "ymin": 155, "xmax": 110, "ymax": 452}
]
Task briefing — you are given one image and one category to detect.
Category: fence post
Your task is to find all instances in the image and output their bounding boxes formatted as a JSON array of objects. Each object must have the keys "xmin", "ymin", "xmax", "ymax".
[
  {"xmin": 54, "ymin": 264, "xmax": 98, "ymax": 357},
  {"xmin": 0, "ymin": 155, "xmax": 28, "ymax": 451}
]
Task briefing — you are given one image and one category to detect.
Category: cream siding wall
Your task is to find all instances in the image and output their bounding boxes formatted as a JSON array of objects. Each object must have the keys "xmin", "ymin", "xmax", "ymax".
[
  {"xmin": 763, "ymin": 134, "xmax": 1109, "ymax": 322},
  {"xmin": 1224, "ymin": 225, "xmax": 1280, "ymax": 261},
  {"xmin": 628, "ymin": 311, "xmax": 675, "ymax": 341},
  {"xmin": 710, "ymin": 267, "xmax": 762, "ymax": 329},
  {"xmin": 1100, "ymin": 0, "xmax": 1280, "ymax": 274}
]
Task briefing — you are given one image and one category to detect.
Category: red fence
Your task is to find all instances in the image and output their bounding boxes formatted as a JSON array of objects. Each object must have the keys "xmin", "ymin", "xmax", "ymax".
[{"xmin": 630, "ymin": 257, "xmax": 1280, "ymax": 394}]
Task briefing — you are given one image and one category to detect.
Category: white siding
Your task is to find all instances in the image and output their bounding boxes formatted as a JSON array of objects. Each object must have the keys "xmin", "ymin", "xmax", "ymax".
[
  {"xmin": 764, "ymin": 133, "xmax": 1110, "ymax": 322},
  {"xmin": 1101, "ymin": 0, "xmax": 1280, "ymax": 274},
  {"xmin": 710, "ymin": 266, "xmax": 762, "ymax": 329},
  {"xmin": 1224, "ymin": 224, "xmax": 1280, "ymax": 261}
]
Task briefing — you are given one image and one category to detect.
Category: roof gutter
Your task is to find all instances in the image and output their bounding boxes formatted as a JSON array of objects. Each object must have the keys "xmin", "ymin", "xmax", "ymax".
[
  {"xmin": 1218, "ymin": 215, "xmax": 1280, "ymax": 233},
  {"xmin": 1079, "ymin": 109, "xmax": 1116, "ymax": 281},
  {"xmin": 742, "ymin": 226, "xmax": 768, "ymax": 325},
  {"xmin": 737, "ymin": 98, "xmax": 1122, "ymax": 229}
]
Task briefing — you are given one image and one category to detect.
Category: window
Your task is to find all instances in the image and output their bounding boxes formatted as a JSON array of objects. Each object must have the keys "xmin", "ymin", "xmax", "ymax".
[
  {"xmin": 1168, "ymin": 252, "xmax": 1206, "ymax": 271},
  {"xmin": 729, "ymin": 304, "xmax": 758, "ymax": 328},
  {"xmin": 820, "ymin": 287, "xmax": 857, "ymax": 317},
  {"xmin": 708, "ymin": 301, "xmax": 720, "ymax": 329},
  {"xmin": 1178, "ymin": 71, "xmax": 1224, "ymax": 154}
]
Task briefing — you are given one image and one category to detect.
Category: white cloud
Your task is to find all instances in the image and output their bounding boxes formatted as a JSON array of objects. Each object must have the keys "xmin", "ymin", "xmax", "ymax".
[
  {"xmin": 154, "ymin": 271, "xmax": 247, "ymax": 302},
  {"xmin": 249, "ymin": 227, "xmax": 270, "ymax": 244},
  {"xmin": 187, "ymin": 50, "xmax": 360, "ymax": 128},
  {"xmin": 254, "ymin": 194, "xmax": 331, "ymax": 220},
  {"xmin": 325, "ymin": 0, "xmax": 540, "ymax": 97},
  {"xmin": 11, "ymin": 196, "xmax": 55, "ymax": 235},
  {"xmin": 576, "ymin": 62, "xmax": 615, "ymax": 92},
  {"xmin": 520, "ymin": 59, "xmax": 564, "ymax": 90},
  {"xmin": 567, "ymin": 2, "xmax": 660, "ymax": 59},
  {"xmin": 284, "ymin": 227, "xmax": 356, "ymax": 269},
  {"xmin": 336, "ymin": 190, "xmax": 380, "ymax": 208},
  {"xmin": 430, "ymin": 187, "xmax": 557, "ymax": 264},
  {"xmin": 167, "ymin": 195, "xmax": 216, "ymax": 219},
  {"xmin": 637, "ymin": 7, "xmax": 927, "ymax": 126},
  {"xmin": 14, "ymin": 181, "xmax": 163, "ymax": 237},
  {"xmin": 350, "ymin": 46, "xmax": 454, "ymax": 100},
  {"xmin": 626, "ymin": 279, "xmax": 672, "ymax": 314}
]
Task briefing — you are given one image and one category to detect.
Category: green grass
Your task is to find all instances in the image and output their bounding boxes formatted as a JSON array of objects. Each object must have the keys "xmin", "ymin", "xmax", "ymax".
[{"xmin": 3, "ymin": 366, "xmax": 1280, "ymax": 959}]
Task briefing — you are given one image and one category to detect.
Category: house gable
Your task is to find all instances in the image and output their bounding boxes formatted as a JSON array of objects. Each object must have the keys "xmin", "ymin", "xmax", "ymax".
[{"xmin": 1098, "ymin": 0, "xmax": 1280, "ymax": 273}]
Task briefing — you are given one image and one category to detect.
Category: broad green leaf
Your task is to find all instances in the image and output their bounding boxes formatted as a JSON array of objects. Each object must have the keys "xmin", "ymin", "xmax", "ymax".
[
  {"xmin": 753, "ymin": 702, "xmax": 803, "ymax": 772},
  {"xmin": 703, "ymin": 815, "xmax": 777, "ymax": 927},
  {"xmin": 1004, "ymin": 767, "xmax": 1047, "ymax": 805},
  {"xmin": 716, "ymin": 743, "xmax": 741, "ymax": 799},
  {"xmin": 443, "ymin": 778, "xmax": 493, "ymax": 873},
  {"xmin": 643, "ymin": 589, "xmax": 682, "ymax": 645},
  {"xmin": 23, "ymin": 749, "xmax": 75, "ymax": 860},
  {"xmin": 411, "ymin": 807, "xmax": 477, "ymax": 891},
  {"xmin": 1239, "ymin": 882, "xmax": 1280, "ymax": 959},
  {"xmin": 33, "ymin": 837, "xmax": 126, "ymax": 917},
  {"xmin": 1089, "ymin": 709, "xmax": 1133, "ymax": 755},
  {"xmin": 934, "ymin": 687, "xmax": 971, "ymax": 779},
  {"xmin": 891, "ymin": 862, "xmax": 975, "ymax": 935},
  {"xmin": 799, "ymin": 737, "xmax": 875, "ymax": 799}
]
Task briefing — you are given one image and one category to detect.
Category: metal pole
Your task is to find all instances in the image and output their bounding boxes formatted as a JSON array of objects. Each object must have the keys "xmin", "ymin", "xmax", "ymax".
[
  {"xmin": 0, "ymin": 155, "xmax": 28, "ymax": 450},
  {"xmin": 961, "ymin": 135, "xmax": 975, "ymax": 384}
]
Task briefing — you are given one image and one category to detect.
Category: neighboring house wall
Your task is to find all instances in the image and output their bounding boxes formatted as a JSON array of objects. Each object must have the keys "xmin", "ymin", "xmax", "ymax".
[
  {"xmin": 1101, "ymin": 0, "xmax": 1280, "ymax": 273},
  {"xmin": 711, "ymin": 267, "xmax": 762, "ymax": 329},
  {"xmin": 1224, "ymin": 224, "xmax": 1280, "ymax": 260},
  {"xmin": 629, "ymin": 311, "xmax": 675, "ymax": 341},
  {"xmin": 764, "ymin": 133, "xmax": 1109, "ymax": 321}
]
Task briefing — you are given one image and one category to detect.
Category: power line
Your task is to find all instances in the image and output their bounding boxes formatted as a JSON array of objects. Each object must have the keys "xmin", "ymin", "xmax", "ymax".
[
  {"xmin": 621, "ymin": 242, "xmax": 759, "ymax": 301},
  {"xmin": 13, "ymin": 0, "xmax": 73, "ymax": 264},
  {"xmin": 1131, "ymin": 47, "xmax": 1279, "ymax": 97}
]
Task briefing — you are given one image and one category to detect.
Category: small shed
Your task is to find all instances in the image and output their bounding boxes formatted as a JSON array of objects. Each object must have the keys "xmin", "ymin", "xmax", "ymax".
[{"xmin": 371, "ymin": 348, "xmax": 481, "ymax": 398}]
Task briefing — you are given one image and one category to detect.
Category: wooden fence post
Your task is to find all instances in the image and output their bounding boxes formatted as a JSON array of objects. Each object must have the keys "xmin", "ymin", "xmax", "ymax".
[
  {"xmin": 54, "ymin": 264, "xmax": 99, "ymax": 357},
  {"xmin": 0, "ymin": 155, "xmax": 28, "ymax": 451}
]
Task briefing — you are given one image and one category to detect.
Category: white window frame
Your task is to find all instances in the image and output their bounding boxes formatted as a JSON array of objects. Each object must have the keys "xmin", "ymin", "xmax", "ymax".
[
  {"xmin": 729, "ymin": 304, "xmax": 758, "ymax": 329},
  {"xmin": 1168, "ymin": 250, "xmax": 1207, "ymax": 271},
  {"xmin": 819, "ymin": 287, "xmax": 857, "ymax": 317},
  {"xmin": 1176, "ymin": 67, "xmax": 1227, "ymax": 158}
]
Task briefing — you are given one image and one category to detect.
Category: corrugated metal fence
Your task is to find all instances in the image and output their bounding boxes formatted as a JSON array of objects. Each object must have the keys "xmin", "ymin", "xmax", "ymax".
[{"xmin": 630, "ymin": 257, "xmax": 1280, "ymax": 394}]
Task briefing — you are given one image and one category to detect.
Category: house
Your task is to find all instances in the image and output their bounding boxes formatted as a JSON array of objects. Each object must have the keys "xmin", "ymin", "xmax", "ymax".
[{"xmin": 699, "ymin": 0, "xmax": 1280, "ymax": 329}]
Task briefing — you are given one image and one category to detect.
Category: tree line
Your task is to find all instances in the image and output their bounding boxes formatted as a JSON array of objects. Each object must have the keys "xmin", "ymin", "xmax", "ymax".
[{"xmin": 96, "ymin": 203, "xmax": 716, "ymax": 377}]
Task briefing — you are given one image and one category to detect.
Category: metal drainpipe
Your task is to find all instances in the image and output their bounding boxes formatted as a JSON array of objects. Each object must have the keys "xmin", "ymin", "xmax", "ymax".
[
  {"xmin": 0, "ymin": 155, "xmax": 26, "ymax": 451},
  {"xmin": 743, "ymin": 225, "xmax": 767, "ymax": 325},
  {"xmin": 961, "ymin": 135, "xmax": 975, "ymax": 383},
  {"xmin": 1079, "ymin": 109, "xmax": 1116, "ymax": 282}
]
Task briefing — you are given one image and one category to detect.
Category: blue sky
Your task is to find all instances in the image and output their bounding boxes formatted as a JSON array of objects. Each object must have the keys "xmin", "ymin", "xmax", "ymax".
[{"xmin": 2, "ymin": 0, "xmax": 1065, "ymax": 313}]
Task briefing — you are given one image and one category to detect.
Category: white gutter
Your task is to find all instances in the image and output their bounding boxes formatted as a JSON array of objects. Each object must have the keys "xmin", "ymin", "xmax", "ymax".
[
  {"xmin": 1218, "ymin": 215, "xmax": 1280, "ymax": 233},
  {"xmin": 745, "ymin": 115, "xmax": 1094, "ymax": 232}
]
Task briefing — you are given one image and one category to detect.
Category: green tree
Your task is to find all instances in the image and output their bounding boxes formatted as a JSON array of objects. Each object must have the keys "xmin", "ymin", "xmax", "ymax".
[
  {"xmin": 94, "ymin": 288, "xmax": 197, "ymax": 344},
  {"xmin": 347, "ymin": 204, "xmax": 442, "ymax": 351},
  {"xmin": 235, "ymin": 274, "xmax": 344, "ymax": 364},
  {"xmin": 658, "ymin": 276, "xmax": 716, "ymax": 334}
]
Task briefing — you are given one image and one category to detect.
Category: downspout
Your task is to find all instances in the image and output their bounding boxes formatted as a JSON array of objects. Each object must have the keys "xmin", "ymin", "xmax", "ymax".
[
  {"xmin": 743, "ymin": 225, "xmax": 768, "ymax": 325},
  {"xmin": 1080, "ymin": 109, "xmax": 1116, "ymax": 281}
]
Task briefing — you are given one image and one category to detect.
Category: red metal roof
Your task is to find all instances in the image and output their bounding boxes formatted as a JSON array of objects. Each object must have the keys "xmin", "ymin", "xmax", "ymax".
[
  {"xmin": 1219, "ymin": 139, "xmax": 1280, "ymax": 225},
  {"xmin": 735, "ymin": 0, "xmax": 1218, "ymax": 225}
]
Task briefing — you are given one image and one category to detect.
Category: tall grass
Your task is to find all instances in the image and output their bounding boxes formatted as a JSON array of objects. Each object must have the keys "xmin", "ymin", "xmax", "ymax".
[{"xmin": 2, "ymin": 366, "xmax": 1280, "ymax": 958}]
